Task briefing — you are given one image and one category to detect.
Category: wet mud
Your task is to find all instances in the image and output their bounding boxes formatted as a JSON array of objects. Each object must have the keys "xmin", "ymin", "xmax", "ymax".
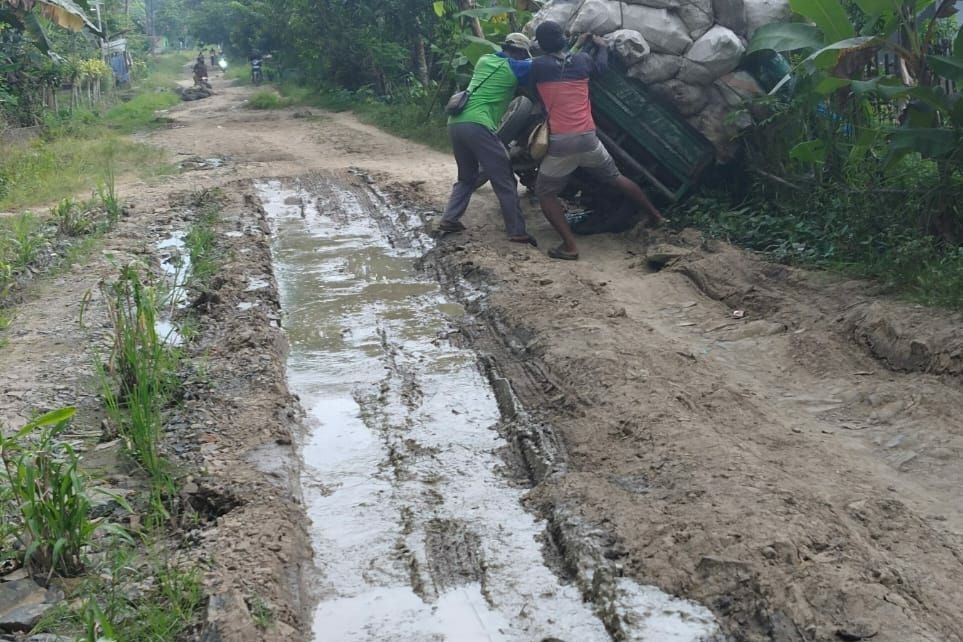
[{"xmin": 256, "ymin": 173, "xmax": 720, "ymax": 641}]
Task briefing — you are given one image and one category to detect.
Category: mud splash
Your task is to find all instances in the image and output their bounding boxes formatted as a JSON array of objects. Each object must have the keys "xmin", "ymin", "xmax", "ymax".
[{"xmin": 256, "ymin": 176, "xmax": 719, "ymax": 641}]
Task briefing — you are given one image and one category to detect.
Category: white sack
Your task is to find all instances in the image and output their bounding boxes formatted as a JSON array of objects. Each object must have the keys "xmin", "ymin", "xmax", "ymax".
[
  {"xmin": 650, "ymin": 79, "xmax": 708, "ymax": 116},
  {"xmin": 568, "ymin": 0, "xmax": 622, "ymax": 34},
  {"xmin": 715, "ymin": 71, "xmax": 764, "ymax": 106},
  {"xmin": 621, "ymin": 4, "xmax": 693, "ymax": 54},
  {"xmin": 677, "ymin": 59, "xmax": 717, "ymax": 84},
  {"xmin": 526, "ymin": 0, "xmax": 581, "ymax": 36},
  {"xmin": 684, "ymin": 25, "xmax": 745, "ymax": 78},
  {"xmin": 712, "ymin": 0, "xmax": 748, "ymax": 33},
  {"xmin": 603, "ymin": 29, "xmax": 651, "ymax": 66},
  {"xmin": 627, "ymin": 52, "xmax": 683, "ymax": 83},
  {"xmin": 678, "ymin": 0, "xmax": 715, "ymax": 40},
  {"xmin": 621, "ymin": 0, "xmax": 678, "ymax": 9}
]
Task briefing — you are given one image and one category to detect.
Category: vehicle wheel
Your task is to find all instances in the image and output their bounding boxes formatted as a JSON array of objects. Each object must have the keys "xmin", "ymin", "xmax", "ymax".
[
  {"xmin": 496, "ymin": 96, "xmax": 534, "ymax": 146},
  {"xmin": 571, "ymin": 193, "xmax": 640, "ymax": 236}
]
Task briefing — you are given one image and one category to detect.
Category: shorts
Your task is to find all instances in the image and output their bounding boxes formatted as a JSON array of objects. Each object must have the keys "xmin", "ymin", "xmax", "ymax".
[{"xmin": 535, "ymin": 132, "xmax": 621, "ymax": 197}]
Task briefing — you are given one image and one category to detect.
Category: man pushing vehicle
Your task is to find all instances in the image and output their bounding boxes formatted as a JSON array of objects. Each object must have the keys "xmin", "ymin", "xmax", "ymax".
[
  {"xmin": 438, "ymin": 32, "xmax": 537, "ymax": 247},
  {"xmin": 531, "ymin": 20, "xmax": 664, "ymax": 261}
]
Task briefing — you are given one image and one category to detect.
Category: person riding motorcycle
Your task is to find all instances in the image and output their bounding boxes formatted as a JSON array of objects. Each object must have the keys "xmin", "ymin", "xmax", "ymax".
[{"xmin": 193, "ymin": 55, "xmax": 210, "ymax": 88}]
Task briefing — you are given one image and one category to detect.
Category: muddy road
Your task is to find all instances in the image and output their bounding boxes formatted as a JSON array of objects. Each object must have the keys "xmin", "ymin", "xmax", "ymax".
[{"xmin": 2, "ymin": 74, "xmax": 961, "ymax": 641}]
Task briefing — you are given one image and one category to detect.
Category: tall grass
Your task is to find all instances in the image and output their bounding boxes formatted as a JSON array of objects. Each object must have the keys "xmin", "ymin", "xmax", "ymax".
[
  {"xmin": 99, "ymin": 266, "xmax": 178, "ymax": 520},
  {"xmin": 0, "ymin": 136, "xmax": 172, "ymax": 211},
  {"xmin": 675, "ymin": 191, "xmax": 963, "ymax": 311},
  {"xmin": 103, "ymin": 91, "xmax": 180, "ymax": 134},
  {"xmin": 35, "ymin": 546, "xmax": 202, "ymax": 640},
  {"xmin": 0, "ymin": 53, "xmax": 188, "ymax": 212}
]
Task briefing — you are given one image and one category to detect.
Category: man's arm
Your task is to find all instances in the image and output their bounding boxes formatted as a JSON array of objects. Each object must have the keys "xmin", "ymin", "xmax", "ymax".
[
  {"xmin": 590, "ymin": 35, "xmax": 609, "ymax": 76},
  {"xmin": 507, "ymin": 58, "xmax": 532, "ymax": 85}
]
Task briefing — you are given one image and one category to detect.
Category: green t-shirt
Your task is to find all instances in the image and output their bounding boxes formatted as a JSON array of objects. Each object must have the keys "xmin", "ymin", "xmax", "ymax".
[{"xmin": 448, "ymin": 53, "xmax": 526, "ymax": 132}]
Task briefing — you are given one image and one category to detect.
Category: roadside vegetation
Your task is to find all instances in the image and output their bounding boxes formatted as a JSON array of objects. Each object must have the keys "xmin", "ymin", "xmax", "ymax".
[
  {"xmin": 1, "ymin": 43, "xmax": 187, "ymax": 211},
  {"xmin": 2, "ymin": 5, "xmax": 221, "ymax": 636},
  {"xmin": 677, "ymin": 0, "xmax": 963, "ymax": 310}
]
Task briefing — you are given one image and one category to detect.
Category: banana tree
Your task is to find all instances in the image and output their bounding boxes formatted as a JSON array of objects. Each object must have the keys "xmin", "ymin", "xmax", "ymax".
[
  {"xmin": 0, "ymin": 0, "xmax": 101, "ymax": 51},
  {"xmin": 747, "ymin": 0, "xmax": 963, "ymax": 166}
]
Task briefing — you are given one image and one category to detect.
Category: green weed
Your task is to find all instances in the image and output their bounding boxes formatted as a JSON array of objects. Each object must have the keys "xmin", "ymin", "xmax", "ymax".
[
  {"xmin": 7, "ymin": 213, "xmax": 46, "ymax": 268},
  {"xmin": 674, "ymin": 189, "xmax": 963, "ymax": 311},
  {"xmin": 185, "ymin": 205, "xmax": 221, "ymax": 285},
  {"xmin": 0, "ymin": 53, "xmax": 184, "ymax": 211},
  {"xmin": 249, "ymin": 595, "xmax": 274, "ymax": 630},
  {"xmin": 265, "ymin": 82, "xmax": 450, "ymax": 151},
  {"xmin": 0, "ymin": 408, "xmax": 128, "ymax": 580},
  {"xmin": 99, "ymin": 266, "xmax": 179, "ymax": 520},
  {"xmin": 246, "ymin": 90, "xmax": 290, "ymax": 110},
  {"xmin": 36, "ymin": 546, "xmax": 202, "ymax": 641},
  {"xmin": 96, "ymin": 160, "xmax": 122, "ymax": 225},
  {"xmin": 53, "ymin": 197, "xmax": 95, "ymax": 237},
  {"xmin": 103, "ymin": 91, "xmax": 180, "ymax": 134},
  {"xmin": 0, "ymin": 136, "xmax": 172, "ymax": 211}
]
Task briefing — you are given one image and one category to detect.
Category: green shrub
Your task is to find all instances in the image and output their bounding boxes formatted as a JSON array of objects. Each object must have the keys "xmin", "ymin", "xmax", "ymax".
[
  {"xmin": 0, "ymin": 408, "xmax": 127, "ymax": 579},
  {"xmin": 246, "ymin": 90, "xmax": 288, "ymax": 109}
]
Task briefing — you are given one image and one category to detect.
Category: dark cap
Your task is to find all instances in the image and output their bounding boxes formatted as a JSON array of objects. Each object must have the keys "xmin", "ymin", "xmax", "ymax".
[{"xmin": 535, "ymin": 20, "xmax": 566, "ymax": 54}]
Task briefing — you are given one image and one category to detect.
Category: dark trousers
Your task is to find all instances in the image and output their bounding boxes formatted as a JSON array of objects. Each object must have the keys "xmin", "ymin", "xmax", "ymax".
[{"xmin": 442, "ymin": 122, "xmax": 526, "ymax": 238}]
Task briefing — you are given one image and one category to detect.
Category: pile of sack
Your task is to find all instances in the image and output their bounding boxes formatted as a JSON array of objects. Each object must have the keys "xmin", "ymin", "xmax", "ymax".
[{"xmin": 525, "ymin": 0, "xmax": 792, "ymax": 158}]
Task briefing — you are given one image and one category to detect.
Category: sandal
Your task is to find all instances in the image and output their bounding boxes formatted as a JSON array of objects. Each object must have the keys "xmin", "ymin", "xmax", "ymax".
[
  {"xmin": 437, "ymin": 220, "xmax": 466, "ymax": 233},
  {"xmin": 548, "ymin": 245, "xmax": 579, "ymax": 261},
  {"xmin": 509, "ymin": 235, "xmax": 538, "ymax": 247}
]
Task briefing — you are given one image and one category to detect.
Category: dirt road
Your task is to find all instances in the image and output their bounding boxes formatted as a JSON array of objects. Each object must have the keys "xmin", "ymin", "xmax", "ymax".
[{"xmin": 2, "ymin": 74, "xmax": 961, "ymax": 641}]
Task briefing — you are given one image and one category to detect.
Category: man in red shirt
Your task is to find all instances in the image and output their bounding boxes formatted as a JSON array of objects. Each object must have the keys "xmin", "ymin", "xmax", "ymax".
[{"xmin": 532, "ymin": 21, "xmax": 664, "ymax": 260}]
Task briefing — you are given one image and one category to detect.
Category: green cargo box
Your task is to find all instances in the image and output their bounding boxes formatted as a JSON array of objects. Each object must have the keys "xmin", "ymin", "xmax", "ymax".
[{"xmin": 590, "ymin": 62, "xmax": 716, "ymax": 202}]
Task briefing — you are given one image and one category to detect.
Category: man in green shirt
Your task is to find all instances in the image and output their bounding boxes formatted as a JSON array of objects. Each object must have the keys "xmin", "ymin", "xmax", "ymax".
[{"xmin": 439, "ymin": 33, "xmax": 535, "ymax": 245}]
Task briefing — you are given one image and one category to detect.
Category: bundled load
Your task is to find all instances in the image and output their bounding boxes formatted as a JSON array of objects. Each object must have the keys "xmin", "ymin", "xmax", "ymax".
[{"xmin": 526, "ymin": 0, "xmax": 792, "ymax": 158}]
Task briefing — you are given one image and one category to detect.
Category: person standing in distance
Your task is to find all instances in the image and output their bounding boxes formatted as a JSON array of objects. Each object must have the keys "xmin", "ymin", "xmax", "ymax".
[
  {"xmin": 439, "ymin": 33, "xmax": 537, "ymax": 246},
  {"xmin": 532, "ymin": 21, "xmax": 664, "ymax": 260}
]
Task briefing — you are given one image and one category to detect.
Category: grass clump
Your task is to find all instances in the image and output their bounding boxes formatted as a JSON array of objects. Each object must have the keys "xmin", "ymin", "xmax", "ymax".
[
  {"xmin": 36, "ymin": 547, "xmax": 202, "ymax": 641},
  {"xmin": 0, "ymin": 53, "xmax": 186, "ymax": 212},
  {"xmin": 265, "ymin": 82, "xmax": 451, "ymax": 151},
  {"xmin": 246, "ymin": 90, "xmax": 290, "ymax": 110},
  {"xmin": 185, "ymin": 204, "xmax": 221, "ymax": 285},
  {"xmin": 99, "ymin": 266, "xmax": 179, "ymax": 520},
  {"xmin": 0, "ymin": 136, "xmax": 172, "ymax": 211},
  {"xmin": 104, "ymin": 91, "xmax": 180, "ymax": 134},
  {"xmin": 0, "ymin": 408, "xmax": 127, "ymax": 580}
]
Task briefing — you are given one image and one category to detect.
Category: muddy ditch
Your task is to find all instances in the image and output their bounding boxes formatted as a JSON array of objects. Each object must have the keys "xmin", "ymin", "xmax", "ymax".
[{"xmin": 251, "ymin": 171, "xmax": 723, "ymax": 641}]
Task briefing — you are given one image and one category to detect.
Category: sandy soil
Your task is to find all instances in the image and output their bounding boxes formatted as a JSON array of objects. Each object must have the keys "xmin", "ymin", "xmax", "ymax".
[{"xmin": 2, "ymin": 73, "xmax": 961, "ymax": 640}]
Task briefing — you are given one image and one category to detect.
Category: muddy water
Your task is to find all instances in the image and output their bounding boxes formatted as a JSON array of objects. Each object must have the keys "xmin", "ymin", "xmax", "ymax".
[{"xmin": 256, "ymin": 177, "xmax": 718, "ymax": 641}]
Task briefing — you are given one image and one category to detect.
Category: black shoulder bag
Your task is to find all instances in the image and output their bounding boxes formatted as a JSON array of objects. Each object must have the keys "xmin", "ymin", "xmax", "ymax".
[{"xmin": 445, "ymin": 60, "xmax": 509, "ymax": 116}]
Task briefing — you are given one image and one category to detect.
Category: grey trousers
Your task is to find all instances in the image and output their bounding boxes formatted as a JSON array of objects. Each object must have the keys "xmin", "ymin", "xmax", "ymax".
[{"xmin": 442, "ymin": 122, "xmax": 527, "ymax": 238}]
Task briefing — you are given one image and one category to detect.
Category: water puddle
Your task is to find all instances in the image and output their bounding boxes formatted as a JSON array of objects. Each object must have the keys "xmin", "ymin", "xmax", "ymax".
[
  {"xmin": 256, "ymin": 176, "xmax": 718, "ymax": 641},
  {"xmin": 155, "ymin": 230, "xmax": 190, "ymax": 345}
]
